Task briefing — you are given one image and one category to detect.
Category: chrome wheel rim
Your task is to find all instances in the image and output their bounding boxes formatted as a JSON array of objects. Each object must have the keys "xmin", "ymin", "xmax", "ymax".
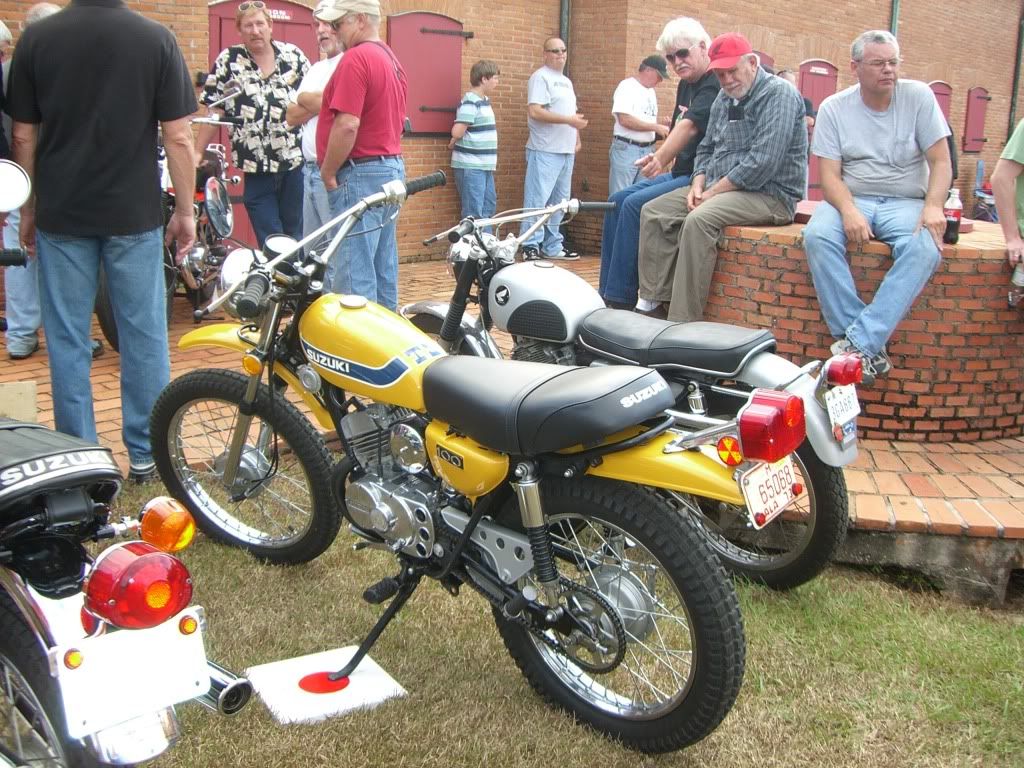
[{"xmin": 0, "ymin": 651, "xmax": 65, "ymax": 767}]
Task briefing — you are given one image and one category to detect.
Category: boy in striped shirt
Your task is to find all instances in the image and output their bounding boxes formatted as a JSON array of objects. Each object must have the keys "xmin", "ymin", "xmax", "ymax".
[{"xmin": 449, "ymin": 60, "xmax": 500, "ymax": 223}]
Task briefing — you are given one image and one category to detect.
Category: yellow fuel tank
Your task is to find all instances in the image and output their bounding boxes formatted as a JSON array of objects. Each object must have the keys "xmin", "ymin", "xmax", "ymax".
[{"xmin": 298, "ymin": 295, "xmax": 444, "ymax": 412}]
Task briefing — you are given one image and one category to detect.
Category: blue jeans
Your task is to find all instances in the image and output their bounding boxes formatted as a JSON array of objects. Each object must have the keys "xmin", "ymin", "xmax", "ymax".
[
  {"xmin": 36, "ymin": 227, "xmax": 169, "ymax": 467},
  {"xmin": 599, "ymin": 173, "xmax": 690, "ymax": 305},
  {"xmin": 303, "ymin": 160, "xmax": 334, "ymax": 278},
  {"xmin": 326, "ymin": 156, "xmax": 405, "ymax": 310},
  {"xmin": 803, "ymin": 197, "xmax": 941, "ymax": 357},
  {"xmin": 520, "ymin": 149, "xmax": 574, "ymax": 255},
  {"xmin": 453, "ymin": 167, "xmax": 497, "ymax": 224},
  {"xmin": 243, "ymin": 167, "xmax": 303, "ymax": 248},
  {"xmin": 3, "ymin": 208, "xmax": 41, "ymax": 354},
  {"xmin": 607, "ymin": 139, "xmax": 648, "ymax": 196}
]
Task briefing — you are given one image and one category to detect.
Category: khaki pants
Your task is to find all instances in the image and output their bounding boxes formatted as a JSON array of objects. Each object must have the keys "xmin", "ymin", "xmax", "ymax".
[{"xmin": 637, "ymin": 186, "xmax": 792, "ymax": 322}]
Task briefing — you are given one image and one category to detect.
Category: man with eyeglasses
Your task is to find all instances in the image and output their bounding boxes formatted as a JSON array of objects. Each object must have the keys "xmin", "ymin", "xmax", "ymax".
[
  {"xmin": 600, "ymin": 17, "xmax": 718, "ymax": 310},
  {"xmin": 636, "ymin": 32, "xmax": 806, "ymax": 322},
  {"xmin": 803, "ymin": 30, "xmax": 951, "ymax": 383},
  {"xmin": 316, "ymin": 0, "xmax": 407, "ymax": 309},
  {"xmin": 198, "ymin": 0, "xmax": 309, "ymax": 248},
  {"xmin": 7, "ymin": 0, "xmax": 197, "ymax": 483},
  {"xmin": 519, "ymin": 37, "xmax": 588, "ymax": 261}
]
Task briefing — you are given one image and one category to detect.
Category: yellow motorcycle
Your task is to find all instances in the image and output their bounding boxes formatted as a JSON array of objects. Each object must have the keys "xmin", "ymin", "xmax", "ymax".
[{"xmin": 150, "ymin": 172, "xmax": 808, "ymax": 752}]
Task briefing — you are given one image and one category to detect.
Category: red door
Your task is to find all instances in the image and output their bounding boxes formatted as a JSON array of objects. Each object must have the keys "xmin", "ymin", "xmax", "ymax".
[
  {"xmin": 207, "ymin": 0, "xmax": 318, "ymax": 245},
  {"xmin": 929, "ymin": 81, "xmax": 953, "ymax": 120},
  {"xmin": 798, "ymin": 59, "xmax": 839, "ymax": 201}
]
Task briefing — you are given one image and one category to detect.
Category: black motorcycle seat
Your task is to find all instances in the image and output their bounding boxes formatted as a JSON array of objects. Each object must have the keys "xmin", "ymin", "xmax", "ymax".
[
  {"xmin": 422, "ymin": 357, "xmax": 674, "ymax": 456},
  {"xmin": 579, "ymin": 309, "xmax": 776, "ymax": 377}
]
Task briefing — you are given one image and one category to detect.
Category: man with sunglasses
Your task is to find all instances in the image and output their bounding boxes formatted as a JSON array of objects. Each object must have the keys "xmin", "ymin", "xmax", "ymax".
[
  {"xmin": 636, "ymin": 32, "xmax": 806, "ymax": 322},
  {"xmin": 803, "ymin": 30, "xmax": 951, "ymax": 383},
  {"xmin": 198, "ymin": 0, "xmax": 309, "ymax": 248},
  {"xmin": 519, "ymin": 37, "xmax": 588, "ymax": 261},
  {"xmin": 316, "ymin": 0, "xmax": 407, "ymax": 309},
  {"xmin": 600, "ymin": 17, "xmax": 718, "ymax": 310}
]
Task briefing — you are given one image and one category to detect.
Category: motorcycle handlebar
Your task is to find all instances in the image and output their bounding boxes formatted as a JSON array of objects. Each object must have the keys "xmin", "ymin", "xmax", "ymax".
[
  {"xmin": 447, "ymin": 219, "xmax": 476, "ymax": 244},
  {"xmin": 577, "ymin": 201, "xmax": 616, "ymax": 212},
  {"xmin": 235, "ymin": 272, "xmax": 271, "ymax": 319},
  {"xmin": 405, "ymin": 170, "xmax": 447, "ymax": 197},
  {"xmin": 0, "ymin": 248, "xmax": 28, "ymax": 267}
]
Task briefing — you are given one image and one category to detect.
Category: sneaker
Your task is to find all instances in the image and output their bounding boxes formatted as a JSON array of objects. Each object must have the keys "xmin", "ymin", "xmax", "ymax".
[
  {"xmin": 542, "ymin": 249, "xmax": 580, "ymax": 261},
  {"xmin": 91, "ymin": 339, "xmax": 105, "ymax": 359},
  {"xmin": 8, "ymin": 338, "xmax": 39, "ymax": 360},
  {"xmin": 127, "ymin": 461, "xmax": 158, "ymax": 484},
  {"xmin": 867, "ymin": 348, "xmax": 892, "ymax": 378},
  {"xmin": 635, "ymin": 303, "xmax": 668, "ymax": 320},
  {"xmin": 521, "ymin": 245, "xmax": 542, "ymax": 261}
]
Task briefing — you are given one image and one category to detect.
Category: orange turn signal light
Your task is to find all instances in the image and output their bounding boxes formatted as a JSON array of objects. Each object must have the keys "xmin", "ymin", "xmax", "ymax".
[
  {"xmin": 141, "ymin": 496, "xmax": 196, "ymax": 553},
  {"xmin": 179, "ymin": 615, "xmax": 199, "ymax": 635},
  {"xmin": 716, "ymin": 436, "xmax": 743, "ymax": 467},
  {"xmin": 64, "ymin": 649, "xmax": 83, "ymax": 670},
  {"xmin": 242, "ymin": 354, "xmax": 264, "ymax": 375}
]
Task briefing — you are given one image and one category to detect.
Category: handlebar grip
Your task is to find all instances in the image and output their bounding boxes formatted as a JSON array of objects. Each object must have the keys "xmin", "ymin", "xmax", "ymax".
[
  {"xmin": 405, "ymin": 170, "xmax": 447, "ymax": 197},
  {"xmin": 577, "ymin": 201, "xmax": 617, "ymax": 212},
  {"xmin": 447, "ymin": 219, "xmax": 476, "ymax": 244},
  {"xmin": 0, "ymin": 248, "xmax": 28, "ymax": 267},
  {"xmin": 222, "ymin": 115, "xmax": 245, "ymax": 126},
  {"xmin": 235, "ymin": 273, "xmax": 271, "ymax": 319}
]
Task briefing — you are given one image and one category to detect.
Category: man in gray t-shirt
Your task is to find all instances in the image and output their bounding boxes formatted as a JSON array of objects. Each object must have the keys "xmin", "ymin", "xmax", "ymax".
[
  {"xmin": 519, "ymin": 37, "xmax": 588, "ymax": 260},
  {"xmin": 803, "ymin": 30, "xmax": 951, "ymax": 384}
]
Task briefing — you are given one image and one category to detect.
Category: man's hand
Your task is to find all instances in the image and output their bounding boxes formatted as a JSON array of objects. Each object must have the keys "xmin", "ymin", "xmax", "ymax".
[
  {"xmin": 322, "ymin": 170, "xmax": 339, "ymax": 192},
  {"xmin": 636, "ymin": 152, "xmax": 663, "ymax": 179},
  {"xmin": 447, "ymin": 137, "xmax": 457, "ymax": 150},
  {"xmin": 165, "ymin": 210, "xmax": 196, "ymax": 265},
  {"xmin": 654, "ymin": 124, "xmax": 670, "ymax": 139},
  {"xmin": 915, "ymin": 203, "xmax": 946, "ymax": 249},
  {"xmin": 687, "ymin": 178, "xmax": 705, "ymax": 211},
  {"xmin": 568, "ymin": 113, "xmax": 588, "ymax": 130},
  {"xmin": 18, "ymin": 207, "xmax": 36, "ymax": 256},
  {"xmin": 841, "ymin": 207, "xmax": 873, "ymax": 245},
  {"xmin": 1007, "ymin": 236, "xmax": 1024, "ymax": 266}
]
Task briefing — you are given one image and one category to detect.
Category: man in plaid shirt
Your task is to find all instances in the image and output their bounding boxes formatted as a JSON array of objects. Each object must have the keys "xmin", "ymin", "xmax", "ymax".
[{"xmin": 635, "ymin": 32, "xmax": 806, "ymax": 322}]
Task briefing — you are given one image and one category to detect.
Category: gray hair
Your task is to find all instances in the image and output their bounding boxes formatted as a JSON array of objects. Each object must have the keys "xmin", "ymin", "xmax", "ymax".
[
  {"xmin": 0, "ymin": 20, "xmax": 12, "ymax": 45},
  {"xmin": 851, "ymin": 30, "xmax": 899, "ymax": 61},
  {"xmin": 656, "ymin": 17, "xmax": 711, "ymax": 53}
]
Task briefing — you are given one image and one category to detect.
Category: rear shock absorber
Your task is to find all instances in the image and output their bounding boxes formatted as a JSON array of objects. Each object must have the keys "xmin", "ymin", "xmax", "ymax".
[{"xmin": 511, "ymin": 461, "xmax": 560, "ymax": 606}]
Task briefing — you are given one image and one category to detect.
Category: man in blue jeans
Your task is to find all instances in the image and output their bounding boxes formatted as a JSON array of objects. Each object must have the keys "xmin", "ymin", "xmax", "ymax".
[
  {"xmin": 8, "ymin": 0, "xmax": 197, "ymax": 482},
  {"xmin": 317, "ymin": 0, "xmax": 407, "ymax": 309},
  {"xmin": 600, "ymin": 17, "xmax": 718, "ymax": 309}
]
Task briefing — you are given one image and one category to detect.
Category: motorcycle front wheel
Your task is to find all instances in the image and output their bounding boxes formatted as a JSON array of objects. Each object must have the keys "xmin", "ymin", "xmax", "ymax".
[
  {"xmin": 0, "ymin": 598, "xmax": 101, "ymax": 768},
  {"xmin": 492, "ymin": 477, "xmax": 745, "ymax": 754},
  {"xmin": 151, "ymin": 369, "xmax": 340, "ymax": 565},
  {"xmin": 675, "ymin": 440, "xmax": 848, "ymax": 590}
]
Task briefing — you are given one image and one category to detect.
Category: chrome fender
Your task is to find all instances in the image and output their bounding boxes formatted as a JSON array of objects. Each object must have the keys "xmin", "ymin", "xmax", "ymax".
[
  {"xmin": 400, "ymin": 300, "xmax": 503, "ymax": 359},
  {"xmin": 737, "ymin": 352, "xmax": 857, "ymax": 468},
  {"xmin": 178, "ymin": 324, "xmax": 333, "ymax": 430}
]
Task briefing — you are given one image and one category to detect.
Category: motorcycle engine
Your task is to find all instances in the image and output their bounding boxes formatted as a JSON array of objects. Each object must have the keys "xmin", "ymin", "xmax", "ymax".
[
  {"xmin": 340, "ymin": 404, "xmax": 440, "ymax": 559},
  {"xmin": 511, "ymin": 339, "xmax": 577, "ymax": 366}
]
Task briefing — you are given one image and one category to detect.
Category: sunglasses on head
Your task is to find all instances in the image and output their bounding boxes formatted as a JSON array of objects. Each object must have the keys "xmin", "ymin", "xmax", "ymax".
[
  {"xmin": 238, "ymin": 1, "xmax": 266, "ymax": 11},
  {"xmin": 665, "ymin": 47, "xmax": 691, "ymax": 63}
]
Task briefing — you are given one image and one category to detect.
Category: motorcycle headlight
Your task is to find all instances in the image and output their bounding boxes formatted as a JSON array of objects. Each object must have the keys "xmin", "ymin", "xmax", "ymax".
[{"xmin": 218, "ymin": 247, "xmax": 265, "ymax": 319}]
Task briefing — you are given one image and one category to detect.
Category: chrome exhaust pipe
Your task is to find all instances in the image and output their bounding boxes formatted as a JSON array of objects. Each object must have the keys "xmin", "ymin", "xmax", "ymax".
[{"xmin": 196, "ymin": 661, "xmax": 253, "ymax": 716}]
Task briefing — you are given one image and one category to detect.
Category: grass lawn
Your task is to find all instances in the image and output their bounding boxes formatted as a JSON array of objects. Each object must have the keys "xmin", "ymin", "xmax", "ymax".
[{"xmin": 121, "ymin": 487, "xmax": 1023, "ymax": 768}]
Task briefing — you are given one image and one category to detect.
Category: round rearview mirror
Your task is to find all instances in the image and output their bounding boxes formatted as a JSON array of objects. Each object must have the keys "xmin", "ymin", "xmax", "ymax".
[
  {"xmin": 204, "ymin": 176, "xmax": 234, "ymax": 238},
  {"xmin": 263, "ymin": 234, "xmax": 299, "ymax": 260},
  {"xmin": 0, "ymin": 161, "xmax": 31, "ymax": 213}
]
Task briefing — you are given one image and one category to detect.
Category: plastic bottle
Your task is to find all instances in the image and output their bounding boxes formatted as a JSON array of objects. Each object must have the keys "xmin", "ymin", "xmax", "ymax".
[
  {"xmin": 942, "ymin": 188, "xmax": 962, "ymax": 245},
  {"xmin": 1009, "ymin": 262, "xmax": 1024, "ymax": 308}
]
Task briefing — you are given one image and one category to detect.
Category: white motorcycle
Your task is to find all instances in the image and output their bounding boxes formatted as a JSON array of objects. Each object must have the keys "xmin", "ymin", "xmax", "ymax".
[{"xmin": 404, "ymin": 200, "xmax": 863, "ymax": 590}]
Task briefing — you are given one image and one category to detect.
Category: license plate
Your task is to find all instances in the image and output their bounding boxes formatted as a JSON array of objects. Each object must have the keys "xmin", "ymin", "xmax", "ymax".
[
  {"xmin": 740, "ymin": 456, "xmax": 798, "ymax": 530},
  {"xmin": 50, "ymin": 607, "xmax": 210, "ymax": 739},
  {"xmin": 825, "ymin": 383, "xmax": 860, "ymax": 434}
]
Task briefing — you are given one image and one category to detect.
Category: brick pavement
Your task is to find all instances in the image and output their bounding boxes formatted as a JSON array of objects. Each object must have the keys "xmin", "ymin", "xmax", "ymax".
[{"xmin": 2, "ymin": 255, "xmax": 1022, "ymax": 544}]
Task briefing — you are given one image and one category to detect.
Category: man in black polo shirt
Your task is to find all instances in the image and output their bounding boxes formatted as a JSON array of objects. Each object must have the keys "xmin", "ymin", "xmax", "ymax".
[{"xmin": 7, "ymin": 0, "xmax": 197, "ymax": 483}]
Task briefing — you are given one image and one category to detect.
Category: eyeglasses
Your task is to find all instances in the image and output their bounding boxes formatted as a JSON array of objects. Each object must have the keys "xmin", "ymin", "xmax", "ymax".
[
  {"xmin": 665, "ymin": 48, "xmax": 691, "ymax": 63},
  {"xmin": 860, "ymin": 57, "xmax": 902, "ymax": 69},
  {"xmin": 238, "ymin": 1, "xmax": 265, "ymax": 11},
  {"xmin": 545, "ymin": 47, "xmax": 567, "ymax": 54}
]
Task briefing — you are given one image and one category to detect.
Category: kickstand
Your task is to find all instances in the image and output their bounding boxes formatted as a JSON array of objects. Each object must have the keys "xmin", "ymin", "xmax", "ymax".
[{"xmin": 328, "ymin": 570, "xmax": 422, "ymax": 681}]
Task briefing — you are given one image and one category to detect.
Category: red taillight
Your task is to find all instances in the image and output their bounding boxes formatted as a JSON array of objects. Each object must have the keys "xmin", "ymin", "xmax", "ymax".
[
  {"xmin": 826, "ymin": 353, "xmax": 863, "ymax": 386},
  {"xmin": 738, "ymin": 389, "xmax": 806, "ymax": 463},
  {"xmin": 84, "ymin": 542, "xmax": 192, "ymax": 630}
]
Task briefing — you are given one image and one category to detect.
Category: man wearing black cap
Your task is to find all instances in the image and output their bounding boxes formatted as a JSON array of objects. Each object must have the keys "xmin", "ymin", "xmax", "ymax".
[{"xmin": 608, "ymin": 55, "xmax": 669, "ymax": 194}]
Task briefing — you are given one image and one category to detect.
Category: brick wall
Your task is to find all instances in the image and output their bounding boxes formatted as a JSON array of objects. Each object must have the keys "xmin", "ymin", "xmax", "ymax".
[{"xmin": 706, "ymin": 223, "xmax": 1023, "ymax": 442}]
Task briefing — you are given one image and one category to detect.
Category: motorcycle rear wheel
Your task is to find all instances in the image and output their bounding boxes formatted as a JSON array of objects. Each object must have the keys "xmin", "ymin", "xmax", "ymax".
[
  {"xmin": 151, "ymin": 369, "xmax": 340, "ymax": 564},
  {"xmin": 677, "ymin": 440, "xmax": 848, "ymax": 590},
  {"xmin": 492, "ymin": 477, "xmax": 745, "ymax": 754},
  {"xmin": 94, "ymin": 255, "xmax": 176, "ymax": 354},
  {"xmin": 0, "ymin": 598, "xmax": 101, "ymax": 768}
]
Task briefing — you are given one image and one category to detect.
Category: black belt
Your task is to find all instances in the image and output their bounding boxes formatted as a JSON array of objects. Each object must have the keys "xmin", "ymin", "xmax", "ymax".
[
  {"xmin": 614, "ymin": 135, "xmax": 655, "ymax": 148},
  {"xmin": 347, "ymin": 154, "xmax": 402, "ymax": 166}
]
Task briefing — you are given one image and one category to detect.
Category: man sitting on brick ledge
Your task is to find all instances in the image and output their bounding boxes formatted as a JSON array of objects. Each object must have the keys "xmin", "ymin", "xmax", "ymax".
[
  {"xmin": 635, "ymin": 32, "xmax": 806, "ymax": 321},
  {"xmin": 803, "ymin": 30, "xmax": 951, "ymax": 384}
]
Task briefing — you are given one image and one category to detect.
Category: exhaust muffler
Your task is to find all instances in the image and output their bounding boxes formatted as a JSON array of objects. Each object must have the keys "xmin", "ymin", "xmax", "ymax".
[{"xmin": 196, "ymin": 660, "xmax": 253, "ymax": 716}]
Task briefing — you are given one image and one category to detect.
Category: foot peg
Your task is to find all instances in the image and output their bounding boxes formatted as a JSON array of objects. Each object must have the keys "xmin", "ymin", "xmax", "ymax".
[{"xmin": 363, "ymin": 577, "xmax": 400, "ymax": 605}]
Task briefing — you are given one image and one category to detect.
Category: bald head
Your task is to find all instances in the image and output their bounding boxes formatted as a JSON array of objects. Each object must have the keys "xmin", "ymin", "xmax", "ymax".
[{"xmin": 26, "ymin": 3, "xmax": 61, "ymax": 26}]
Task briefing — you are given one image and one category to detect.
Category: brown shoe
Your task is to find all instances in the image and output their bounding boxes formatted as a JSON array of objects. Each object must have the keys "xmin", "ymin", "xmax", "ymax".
[
  {"xmin": 604, "ymin": 299, "xmax": 633, "ymax": 310},
  {"xmin": 635, "ymin": 303, "xmax": 668, "ymax": 320}
]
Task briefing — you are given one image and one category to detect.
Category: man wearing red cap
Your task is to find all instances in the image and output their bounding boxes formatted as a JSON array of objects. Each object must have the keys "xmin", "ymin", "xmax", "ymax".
[{"xmin": 636, "ymin": 32, "xmax": 807, "ymax": 322}]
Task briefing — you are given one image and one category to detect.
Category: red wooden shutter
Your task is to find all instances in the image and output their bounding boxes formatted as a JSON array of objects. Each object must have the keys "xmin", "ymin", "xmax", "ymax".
[
  {"xmin": 962, "ymin": 86, "xmax": 990, "ymax": 153},
  {"xmin": 928, "ymin": 81, "xmax": 953, "ymax": 121}
]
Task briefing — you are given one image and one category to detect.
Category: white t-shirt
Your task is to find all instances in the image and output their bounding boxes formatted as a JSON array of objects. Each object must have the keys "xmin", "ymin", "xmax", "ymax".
[
  {"xmin": 812, "ymin": 79, "xmax": 949, "ymax": 199},
  {"xmin": 526, "ymin": 65, "xmax": 578, "ymax": 154},
  {"xmin": 611, "ymin": 76, "xmax": 657, "ymax": 143},
  {"xmin": 293, "ymin": 53, "xmax": 342, "ymax": 162}
]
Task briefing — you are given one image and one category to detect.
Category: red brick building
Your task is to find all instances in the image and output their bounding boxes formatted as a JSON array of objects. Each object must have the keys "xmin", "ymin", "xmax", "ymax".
[{"xmin": 2, "ymin": 0, "xmax": 1023, "ymax": 259}]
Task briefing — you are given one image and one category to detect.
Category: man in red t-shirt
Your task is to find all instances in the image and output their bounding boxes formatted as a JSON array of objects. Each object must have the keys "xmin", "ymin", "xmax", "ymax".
[{"xmin": 316, "ymin": 0, "xmax": 407, "ymax": 309}]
